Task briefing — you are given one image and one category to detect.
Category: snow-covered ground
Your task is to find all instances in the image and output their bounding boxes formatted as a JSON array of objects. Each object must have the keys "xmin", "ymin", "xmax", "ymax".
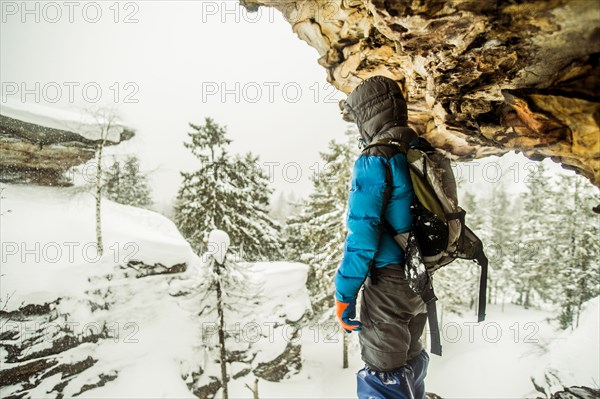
[
  {"xmin": 0, "ymin": 184, "xmax": 311, "ymax": 397},
  {"xmin": 1, "ymin": 184, "xmax": 598, "ymax": 398},
  {"xmin": 427, "ymin": 300, "xmax": 599, "ymax": 398},
  {"xmin": 227, "ymin": 300, "xmax": 599, "ymax": 399},
  {"xmin": 1, "ymin": 184, "xmax": 200, "ymax": 396},
  {"xmin": 1, "ymin": 184, "xmax": 195, "ymax": 309}
]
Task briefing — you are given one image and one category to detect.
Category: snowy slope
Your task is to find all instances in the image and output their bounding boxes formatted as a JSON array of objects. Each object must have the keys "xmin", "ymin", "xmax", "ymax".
[
  {"xmin": 1, "ymin": 184, "xmax": 195, "ymax": 310},
  {"xmin": 227, "ymin": 302, "xmax": 599, "ymax": 399},
  {"xmin": 0, "ymin": 184, "xmax": 311, "ymax": 398},
  {"xmin": 532, "ymin": 297, "xmax": 600, "ymax": 394},
  {"xmin": 0, "ymin": 184, "xmax": 200, "ymax": 397},
  {"xmin": 426, "ymin": 303, "xmax": 558, "ymax": 398},
  {"xmin": 1, "ymin": 183, "xmax": 597, "ymax": 398}
]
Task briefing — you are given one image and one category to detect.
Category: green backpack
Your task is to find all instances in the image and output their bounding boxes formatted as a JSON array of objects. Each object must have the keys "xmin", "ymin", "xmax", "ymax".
[{"xmin": 363, "ymin": 136, "xmax": 489, "ymax": 356}]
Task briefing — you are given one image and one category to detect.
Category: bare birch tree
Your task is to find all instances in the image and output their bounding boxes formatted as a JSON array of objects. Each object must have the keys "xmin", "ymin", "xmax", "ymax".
[{"xmin": 82, "ymin": 106, "xmax": 125, "ymax": 257}]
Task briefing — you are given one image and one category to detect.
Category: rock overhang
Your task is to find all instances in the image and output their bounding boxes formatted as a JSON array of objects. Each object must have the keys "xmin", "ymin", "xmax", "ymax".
[{"xmin": 241, "ymin": 0, "xmax": 600, "ymax": 188}]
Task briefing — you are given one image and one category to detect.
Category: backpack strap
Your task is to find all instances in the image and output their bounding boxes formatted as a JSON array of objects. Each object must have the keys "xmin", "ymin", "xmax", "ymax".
[
  {"xmin": 475, "ymin": 248, "xmax": 488, "ymax": 322},
  {"xmin": 427, "ymin": 301, "xmax": 443, "ymax": 356},
  {"xmin": 407, "ymin": 235, "xmax": 443, "ymax": 356},
  {"xmin": 460, "ymin": 226, "xmax": 488, "ymax": 322},
  {"xmin": 467, "ymin": 226, "xmax": 488, "ymax": 322},
  {"xmin": 367, "ymin": 162, "xmax": 394, "ymax": 285}
]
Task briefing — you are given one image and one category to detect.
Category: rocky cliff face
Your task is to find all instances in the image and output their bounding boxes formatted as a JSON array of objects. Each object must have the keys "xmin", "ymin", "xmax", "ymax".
[
  {"xmin": 243, "ymin": 0, "xmax": 600, "ymax": 187},
  {"xmin": 0, "ymin": 104, "xmax": 134, "ymax": 186}
]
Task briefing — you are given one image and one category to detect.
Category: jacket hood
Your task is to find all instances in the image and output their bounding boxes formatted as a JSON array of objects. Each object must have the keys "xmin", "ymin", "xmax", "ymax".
[
  {"xmin": 343, "ymin": 76, "xmax": 408, "ymax": 144},
  {"xmin": 375, "ymin": 126, "xmax": 418, "ymax": 146}
]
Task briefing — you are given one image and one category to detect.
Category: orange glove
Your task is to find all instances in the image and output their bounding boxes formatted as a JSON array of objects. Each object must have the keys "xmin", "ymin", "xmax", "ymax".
[{"xmin": 335, "ymin": 298, "xmax": 362, "ymax": 333}]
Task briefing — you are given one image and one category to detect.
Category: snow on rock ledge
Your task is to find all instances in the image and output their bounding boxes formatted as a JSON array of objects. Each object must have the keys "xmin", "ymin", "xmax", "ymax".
[
  {"xmin": 0, "ymin": 101, "xmax": 134, "ymax": 186},
  {"xmin": 241, "ymin": 0, "xmax": 600, "ymax": 188}
]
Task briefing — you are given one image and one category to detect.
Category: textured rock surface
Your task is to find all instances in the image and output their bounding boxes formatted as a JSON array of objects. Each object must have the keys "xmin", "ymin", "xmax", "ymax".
[
  {"xmin": 0, "ymin": 112, "xmax": 134, "ymax": 186},
  {"xmin": 242, "ymin": 0, "xmax": 600, "ymax": 187},
  {"xmin": 549, "ymin": 386, "xmax": 600, "ymax": 399}
]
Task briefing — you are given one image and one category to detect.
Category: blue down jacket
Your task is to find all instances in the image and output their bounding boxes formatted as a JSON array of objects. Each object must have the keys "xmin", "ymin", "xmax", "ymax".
[
  {"xmin": 335, "ymin": 76, "xmax": 417, "ymax": 302},
  {"xmin": 334, "ymin": 127, "xmax": 416, "ymax": 302}
]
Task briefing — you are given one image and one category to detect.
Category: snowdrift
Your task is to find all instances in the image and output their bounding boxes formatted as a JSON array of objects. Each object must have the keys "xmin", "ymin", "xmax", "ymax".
[
  {"xmin": 532, "ymin": 297, "xmax": 600, "ymax": 395},
  {"xmin": 0, "ymin": 184, "xmax": 311, "ymax": 398}
]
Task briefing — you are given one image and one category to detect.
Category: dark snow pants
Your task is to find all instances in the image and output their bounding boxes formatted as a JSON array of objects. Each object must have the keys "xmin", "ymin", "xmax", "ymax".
[{"xmin": 357, "ymin": 263, "xmax": 429, "ymax": 399}]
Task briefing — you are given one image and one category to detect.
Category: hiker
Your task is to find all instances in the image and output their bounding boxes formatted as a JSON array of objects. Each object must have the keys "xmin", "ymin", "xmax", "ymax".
[{"xmin": 334, "ymin": 75, "xmax": 430, "ymax": 399}]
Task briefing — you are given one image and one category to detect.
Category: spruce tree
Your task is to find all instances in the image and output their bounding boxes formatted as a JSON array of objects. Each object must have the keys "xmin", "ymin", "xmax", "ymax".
[
  {"xmin": 104, "ymin": 160, "xmax": 123, "ymax": 202},
  {"xmin": 104, "ymin": 155, "xmax": 152, "ymax": 208},
  {"xmin": 228, "ymin": 152, "xmax": 282, "ymax": 260},
  {"xmin": 486, "ymin": 181, "xmax": 515, "ymax": 306},
  {"xmin": 169, "ymin": 230, "xmax": 261, "ymax": 398},
  {"xmin": 269, "ymin": 190, "xmax": 299, "ymax": 226},
  {"xmin": 283, "ymin": 196, "xmax": 313, "ymax": 262},
  {"xmin": 269, "ymin": 192, "xmax": 287, "ymax": 225},
  {"xmin": 552, "ymin": 174, "xmax": 600, "ymax": 329},
  {"xmin": 174, "ymin": 118, "xmax": 281, "ymax": 260},
  {"xmin": 515, "ymin": 162, "xmax": 555, "ymax": 308}
]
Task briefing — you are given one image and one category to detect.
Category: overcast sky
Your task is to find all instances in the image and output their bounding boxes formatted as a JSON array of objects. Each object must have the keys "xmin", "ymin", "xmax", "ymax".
[
  {"xmin": 1, "ymin": 1, "xmax": 577, "ymax": 212},
  {"xmin": 1, "ymin": 1, "xmax": 351, "ymax": 209}
]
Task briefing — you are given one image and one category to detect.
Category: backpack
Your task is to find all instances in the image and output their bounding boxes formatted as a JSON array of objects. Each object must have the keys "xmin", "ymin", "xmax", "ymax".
[{"xmin": 363, "ymin": 136, "xmax": 489, "ymax": 356}]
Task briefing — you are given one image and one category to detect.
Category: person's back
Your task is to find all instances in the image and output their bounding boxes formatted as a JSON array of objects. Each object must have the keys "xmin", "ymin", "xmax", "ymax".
[{"xmin": 334, "ymin": 76, "xmax": 429, "ymax": 399}]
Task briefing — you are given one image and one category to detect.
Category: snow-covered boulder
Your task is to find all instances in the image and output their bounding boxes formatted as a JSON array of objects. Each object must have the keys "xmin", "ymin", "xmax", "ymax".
[
  {"xmin": 0, "ymin": 184, "xmax": 312, "ymax": 398},
  {"xmin": 0, "ymin": 184, "xmax": 198, "ymax": 397},
  {"xmin": 175, "ymin": 260, "xmax": 311, "ymax": 397}
]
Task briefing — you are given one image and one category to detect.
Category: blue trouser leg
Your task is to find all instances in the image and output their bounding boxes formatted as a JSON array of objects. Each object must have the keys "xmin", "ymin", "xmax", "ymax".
[
  {"xmin": 356, "ymin": 350, "xmax": 429, "ymax": 399},
  {"xmin": 408, "ymin": 349, "xmax": 429, "ymax": 399},
  {"xmin": 357, "ymin": 365, "xmax": 414, "ymax": 399}
]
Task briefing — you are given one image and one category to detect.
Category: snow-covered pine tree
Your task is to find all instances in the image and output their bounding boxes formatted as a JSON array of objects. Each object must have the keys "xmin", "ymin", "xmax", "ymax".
[
  {"xmin": 104, "ymin": 160, "xmax": 123, "ymax": 203},
  {"xmin": 552, "ymin": 174, "xmax": 600, "ymax": 329},
  {"xmin": 170, "ymin": 230, "xmax": 262, "ymax": 399},
  {"xmin": 269, "ymin": 190, "xmax": 300, "ymax": 227},
  {"xmin": 505, "ymin": 197, "xmax": 525, "ymax": 305},
  {"xmin": 285, "ymin": 129, "xmax": 358, "ymax": 319},
  {"xmin": 486, "ymin": 181, "xmax": 515, "ymax": 306},
  {"xmin": 269, "ymin": 192, "xmax": 287, "ymax": 225},
  {"xmin": 174, "ymin": 118, "xmax": 281, "ymax": 260},
  {"xmin": 122, "ymin": 156, "xmax": 152, "ymax": 208},
  {"xmin": 103, "ymin": 155, "xmax": 152, "ymax": 208},
  {"xmin": 515, "ymin": 162, "xmax": 556, "ymax": 308},
  {"xmin": 228, "ymin": 152, "xmax": 282, "ymax": 261},
  {"xmin": 282, "ymin": 196, "xmax": 312, "ymax": 262}
]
